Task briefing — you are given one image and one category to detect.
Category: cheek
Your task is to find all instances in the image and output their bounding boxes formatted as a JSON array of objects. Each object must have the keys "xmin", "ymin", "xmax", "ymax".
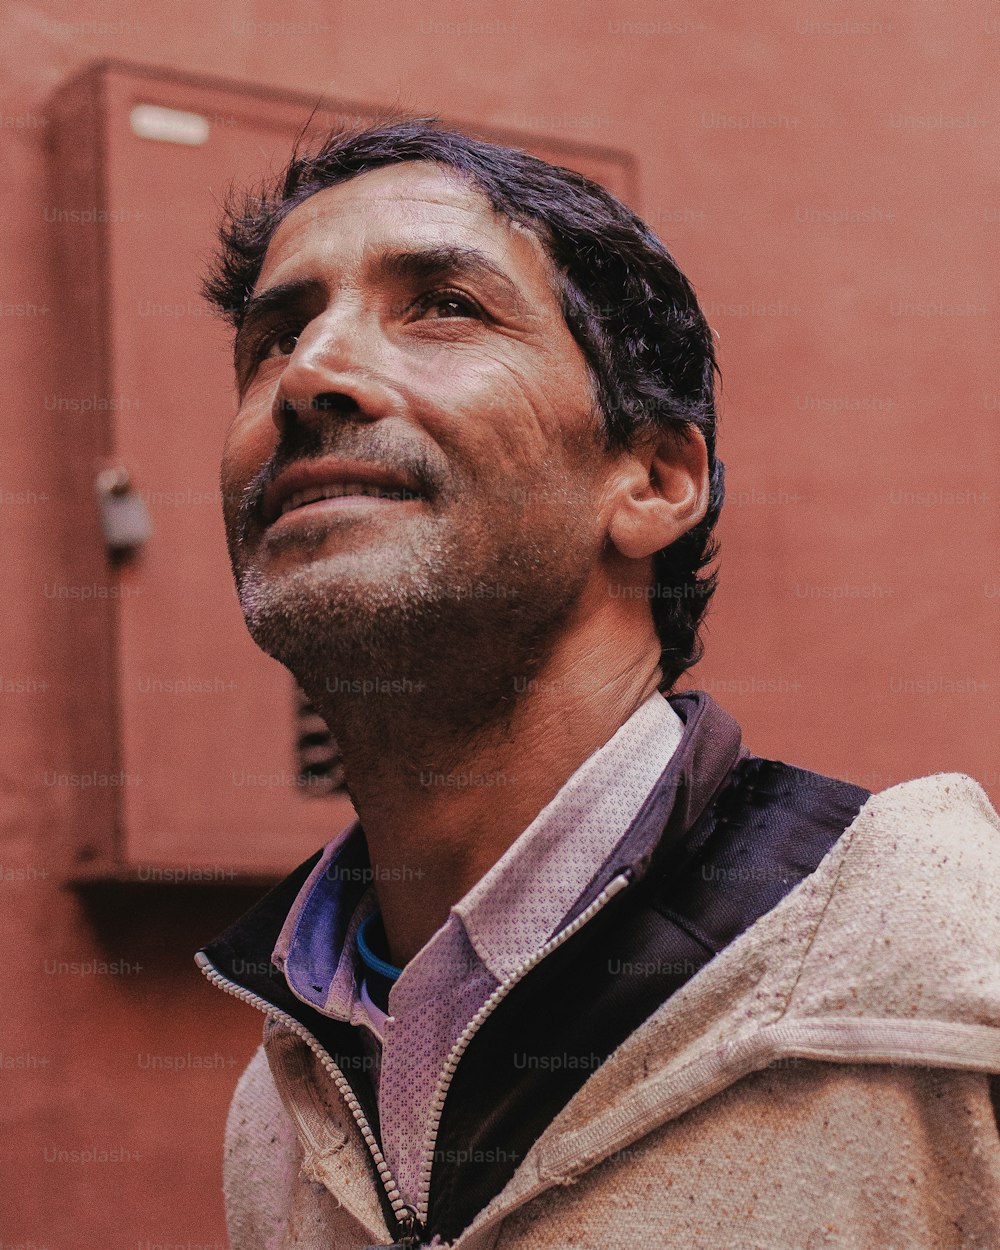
[
  {"xmin": 430, "ymin": 351, "xmax": 592, "ymax": 479},
  {"xmin": 220, "ymin": 406, "xmax": 277, "ymax": 516}
]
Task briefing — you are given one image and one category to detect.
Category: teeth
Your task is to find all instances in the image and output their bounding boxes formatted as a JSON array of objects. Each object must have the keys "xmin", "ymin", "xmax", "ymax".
[{"xmin": 278, "ymin": 482, "xmax": 416, "ymax": 516}]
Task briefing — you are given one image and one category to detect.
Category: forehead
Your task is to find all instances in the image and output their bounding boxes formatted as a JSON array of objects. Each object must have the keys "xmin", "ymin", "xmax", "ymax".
[{"xmin": 255, "ymin": 160, "xmax": 555, "ymax": 292}]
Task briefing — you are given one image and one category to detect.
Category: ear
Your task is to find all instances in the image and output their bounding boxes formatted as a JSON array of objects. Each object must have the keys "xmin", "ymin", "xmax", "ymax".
[{"xmin": 607, "ymin": 427, "xmax": 711, "ymax": 560}]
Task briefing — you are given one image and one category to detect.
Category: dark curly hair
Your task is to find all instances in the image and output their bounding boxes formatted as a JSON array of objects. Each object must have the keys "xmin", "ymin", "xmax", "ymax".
[{"xmin": 202, "ymin": 116, "xmax": 724, "ymax": 692}]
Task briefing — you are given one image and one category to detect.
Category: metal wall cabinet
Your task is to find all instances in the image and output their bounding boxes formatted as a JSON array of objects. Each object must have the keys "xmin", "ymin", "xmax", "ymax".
[{"xmin": 46, "ymin": 60, "xmax": 637, "ymax": 881}]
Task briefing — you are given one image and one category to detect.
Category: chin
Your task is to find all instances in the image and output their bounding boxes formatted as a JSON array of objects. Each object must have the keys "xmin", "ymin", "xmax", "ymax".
[{"xmin": 236, "ymin": 557, "xmax": 432, "ymax": 674}]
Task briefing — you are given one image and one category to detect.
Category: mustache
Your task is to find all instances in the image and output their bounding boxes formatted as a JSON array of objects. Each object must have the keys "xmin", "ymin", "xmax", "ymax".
[{"xmin": 231, "ymin": 426, "xmax": 442, "ymax": 544}]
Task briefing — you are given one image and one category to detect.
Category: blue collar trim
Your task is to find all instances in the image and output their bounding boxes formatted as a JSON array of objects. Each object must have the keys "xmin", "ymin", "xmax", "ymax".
[{"xmin": 356, "ymin": 912, "xmax": 403, "ymax": 982}]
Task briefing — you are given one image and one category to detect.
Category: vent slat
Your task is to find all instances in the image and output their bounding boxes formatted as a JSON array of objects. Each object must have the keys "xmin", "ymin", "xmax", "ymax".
[{"xmin": 294, "ymin": 687, "xmax": 349, "ymax": 798}]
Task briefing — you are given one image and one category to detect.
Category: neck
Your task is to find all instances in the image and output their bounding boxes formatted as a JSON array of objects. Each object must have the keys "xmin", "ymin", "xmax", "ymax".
[{"xmin": 300, "ymin": 587, "xmax": 664, "ymax": 966}]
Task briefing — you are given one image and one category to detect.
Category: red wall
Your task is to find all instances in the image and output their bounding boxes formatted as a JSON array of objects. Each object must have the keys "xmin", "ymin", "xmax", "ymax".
[{"xmin": 3, "ymin": 3, "xmax": 997, "ymax": 1245}]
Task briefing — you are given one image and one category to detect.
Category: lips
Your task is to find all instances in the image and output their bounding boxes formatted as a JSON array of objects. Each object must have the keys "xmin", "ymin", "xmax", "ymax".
[{"xmin": 260, "ymin": 458, "xmax": 424, "ymax": 526}]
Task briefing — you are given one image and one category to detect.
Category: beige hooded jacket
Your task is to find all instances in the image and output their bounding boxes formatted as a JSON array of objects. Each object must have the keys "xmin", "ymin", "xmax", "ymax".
[{"xmin": 215, "ymin": 771, "xmax": 1000, "ymax": 1249}]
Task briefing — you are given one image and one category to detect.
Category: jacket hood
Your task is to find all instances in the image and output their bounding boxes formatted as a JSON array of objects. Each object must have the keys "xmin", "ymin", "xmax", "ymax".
[{"xmin": 457, "ymin": 770, "xmax": 1000, "ymax": 1245}]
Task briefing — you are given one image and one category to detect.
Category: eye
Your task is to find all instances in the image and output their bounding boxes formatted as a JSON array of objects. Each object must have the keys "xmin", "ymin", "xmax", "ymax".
[
  {"xmin": 258, "ymin": 326, "xmax": 300, "ymax": 361},
  {"xmin": 409, "ymin": 289, "xmax": 483, "ymax": 321}
]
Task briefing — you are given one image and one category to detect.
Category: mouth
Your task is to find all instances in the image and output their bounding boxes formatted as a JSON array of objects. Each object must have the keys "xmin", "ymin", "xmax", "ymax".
[
  {"xmin": 277, "ymin": 482, "xmax": 422, "ymax": 517},
  {"xmin": 260, "ymin": 458, "xmax": 426, "ymax": 528}
]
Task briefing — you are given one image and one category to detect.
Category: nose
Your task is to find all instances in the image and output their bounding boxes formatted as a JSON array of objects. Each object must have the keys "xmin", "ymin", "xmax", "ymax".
[
  {"xmin": 271, "ymin": 309, "xmax": 390, "ymax": 436},
  {"xmin": 273, "ymin": 389, "xmax": 362, "ymax": 434}
]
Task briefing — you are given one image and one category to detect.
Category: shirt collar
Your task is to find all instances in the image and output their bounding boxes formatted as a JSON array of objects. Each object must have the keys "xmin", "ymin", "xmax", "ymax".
[
  {"xmin": 452, "ymin": 690, "xmax": 683, "ymax": 980},
  {"xmin": 274, "ymin": 690, "xmax": 685, "ymax": 1014}
]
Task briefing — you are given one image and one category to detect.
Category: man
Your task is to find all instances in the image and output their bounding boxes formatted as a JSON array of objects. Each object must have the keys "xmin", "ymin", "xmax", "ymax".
[{"xmin": 196, "ymin": 119, "xmax": 1000, "ymax": 1249}]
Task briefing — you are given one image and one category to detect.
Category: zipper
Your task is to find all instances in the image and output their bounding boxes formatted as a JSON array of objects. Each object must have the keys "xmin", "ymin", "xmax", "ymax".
[
  {"xmin": 197, "ymin": 869, "xmax": 630, "ymax": 1245},
  {"xmin": 194, "ymin": 952, "xmax": 422, "ymax": 1245},
  {"xmin": 413, "ymin": 871, "xmax": 632, "ymax": 1228}
]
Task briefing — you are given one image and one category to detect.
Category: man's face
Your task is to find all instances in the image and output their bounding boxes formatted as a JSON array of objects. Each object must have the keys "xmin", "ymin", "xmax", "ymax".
[{"xmin": 220, "ymin": 160, "xmax": 618, "ymax": 700}]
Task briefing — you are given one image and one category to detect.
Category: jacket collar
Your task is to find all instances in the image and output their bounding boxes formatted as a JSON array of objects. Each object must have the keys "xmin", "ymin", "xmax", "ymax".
[{"xmin": 196, "ymin": 689, "xmax": 744, "ymax": 1004}]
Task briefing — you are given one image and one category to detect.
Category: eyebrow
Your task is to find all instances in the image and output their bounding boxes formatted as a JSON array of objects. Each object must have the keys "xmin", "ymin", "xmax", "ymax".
[{"xmin": 376, "ymin": 244, "xmax": 529, "ymax": 313}]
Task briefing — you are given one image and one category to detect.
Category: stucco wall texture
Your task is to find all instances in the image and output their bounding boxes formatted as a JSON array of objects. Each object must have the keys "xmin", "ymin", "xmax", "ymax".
[{"xmin": 3, "ymin": 3, "xmax": 997, "ymax": 1246}]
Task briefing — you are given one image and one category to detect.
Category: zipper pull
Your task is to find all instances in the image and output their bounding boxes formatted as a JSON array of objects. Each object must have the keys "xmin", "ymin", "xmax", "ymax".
[
  {"xmin": 362, "ymin": 1203, "xmax": 425, "ymax": 1247},
  {"xmin": 396, "ymin": 1204, "xmax": 425, "ymax": 1245}
]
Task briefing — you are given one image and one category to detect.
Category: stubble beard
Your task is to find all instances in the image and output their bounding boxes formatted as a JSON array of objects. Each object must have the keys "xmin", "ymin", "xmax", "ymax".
[{"xmin": 232, "ymin": 496, "xmax": 594, "ymax": 757}]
